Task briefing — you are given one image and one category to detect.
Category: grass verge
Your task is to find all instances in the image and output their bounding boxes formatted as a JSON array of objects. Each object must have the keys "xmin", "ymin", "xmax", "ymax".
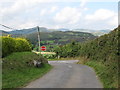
[
  {"xmin": 77, "ymin": 57, "xmax": 118, "ymax": 88},
  {"xmin": 2, "ymin": 52, "xmax": 52, "ymax": 88}
]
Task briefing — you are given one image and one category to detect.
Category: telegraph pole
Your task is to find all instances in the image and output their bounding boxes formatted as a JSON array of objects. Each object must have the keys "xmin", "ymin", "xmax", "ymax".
[{"xmin": 37, "ymin": 26, "xmax": 41, "ymax": 53}]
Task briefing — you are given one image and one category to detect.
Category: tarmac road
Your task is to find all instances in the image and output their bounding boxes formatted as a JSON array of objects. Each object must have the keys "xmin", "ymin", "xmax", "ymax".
[{"xmin": 25, "ymin": 60, "xmax": 103, "ymax": 88}]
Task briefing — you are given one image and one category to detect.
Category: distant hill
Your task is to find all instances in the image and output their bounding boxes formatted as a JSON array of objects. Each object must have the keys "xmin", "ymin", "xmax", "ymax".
[
  {"xmin": 57, "ymin": 28, "xmax": 70, "ymax": 31},
  {"xmin": 1, "ymin": 27, "xmax": 99, "ymax": 51},
  {"xmin": 1, "ymin": 29, "xmax": 97, "ymax": 46},
  {"xmin": 0, "ymin": 30, "xmax": 9, "ymax": 36},
  {"xmin": 23, "ymin": 31, "xmax": 97, "ymax": 47},
  {"xmin": 8, "ymin": 27, "xmax": 49, "ymax": 35},
  {"xmin": 2, "ymin": 27, "xmax": 110, "ymax": 36},
  {"xmin": 71, "ymin": 29, "xmax": 111, "ymax": 36}
]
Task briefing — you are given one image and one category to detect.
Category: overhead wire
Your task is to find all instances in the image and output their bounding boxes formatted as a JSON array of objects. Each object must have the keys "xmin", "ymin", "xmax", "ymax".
[{"xmin": 0, "ymin": 24, "xmax": 17, "ymax": 30}]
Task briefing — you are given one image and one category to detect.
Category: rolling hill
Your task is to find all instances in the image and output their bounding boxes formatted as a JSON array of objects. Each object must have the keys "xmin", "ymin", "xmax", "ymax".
[
  {"xmin": 0, "ymin": 30, "xmax": 9, "ymax": 36},
  {"xmin": 1, "ymin": 27, "xmax": 98, "ymax": 47},
  {"xmin": 24, "ymin": 31, "xmax": 97, "ymax": 46},
  {"xmin": 1, "ymin": 27, "xmax": 98, "ymax": 51},
  {"xmin": 2, "ymin": 27, "xmax": 110, "ymax": 36},
  {"xmin": 8, "ymin": 27, "xmax": 49, "ymax": 35},
  {"xmin": 71, "ymin": 29, "xmax": 111, "ymax": 36}
]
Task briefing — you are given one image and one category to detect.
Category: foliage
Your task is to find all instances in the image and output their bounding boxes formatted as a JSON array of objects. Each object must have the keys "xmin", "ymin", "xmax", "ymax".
[
  {"xmin": 54, "ymin": 27, "xmax": 119, "ymax": 88},
  {"xmin": 1, "ymin": 36, "xmax": 32, "ymax": 57},
  {"xmin": 54, "ymin": 41, "xmax": 81, "ymax": 58},
  {"xmin": 2, "ymin": 36, "xmax": 16, "ymax": 57},
  {"xmin": 42, "ymin": 54, "xmax": 56, "ymax": 59},
  {"xmin": 15, "ymin": 38, "xmax": 31, "ymax": 52},
  {"xmin": 2, "ymin": 52, "xmax": 52, "ymax": 88},
  {"xmin": 79, "ymin": 28, "xmax": 119, "ymax": 88}
]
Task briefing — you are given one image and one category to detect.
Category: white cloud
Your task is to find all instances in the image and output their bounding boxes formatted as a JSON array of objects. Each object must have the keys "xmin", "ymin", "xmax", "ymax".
[
  {"xmin": 0, "ymin": 0, "xmax": 40, "ymax": 17},
  {"xmin": 1, "ymin": 0, "xmax": 118, "ymax": 3},
  {"xmin": 80, "ymin": 0, "xmax": 87, "ymax": 7},
  {"xmin": 108, "ymin": 15, "xmax": 118, "ymax": 26},
  {"xmin": 84, "ymin": 9, "xmax": 118, "ymax": 29},
  {"xmin": 80, "ymin": 13, "xmax": 118, "ymax": 30},
  {"xmin": 18, "ymin": 21, "xmax": 38, "ymax": 29},
  {"xmin": 53, "ymin": 0, "xmax": 88, "ymax": 25},
  {"xmin": 0, "ymin": 0, "xmax": 58, "ymax": 17},
  {"xmin": 54, "ymin": 7, "xmax": 81, "ymax": 24},
  {"xmin": 50, "ymin": 6, "xmax": 58, "ymax": 13},
  {"xmin": 0, "ymin": 0, "xmax": 118, "ymax": 31},
  {"xmin": 54, "ymin": 25, "xmax": 62, "ymax": 29},
  {"xmin": 85, "ymin": 9, "xmax": 115, "ymax": 21},
  {"xmin": 0, "ymin": 0, "xmax": 54, "ymax": 3},
  {"xmin": 40, "ymin": 9, "xmax": 47, "ymax": 16}
]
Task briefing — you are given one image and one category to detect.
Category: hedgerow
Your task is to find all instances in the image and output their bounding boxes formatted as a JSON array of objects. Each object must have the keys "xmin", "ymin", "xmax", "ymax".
[
  {"xmin": 1, "ymin": 36, "xmax": 32, "ymax": 57},
  {"xmin": 15, "ymin": 38, "xmax": 31, "ymax": 52}
]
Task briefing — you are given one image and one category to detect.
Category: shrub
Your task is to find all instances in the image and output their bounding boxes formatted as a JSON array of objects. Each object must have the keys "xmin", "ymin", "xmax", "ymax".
[
  {"xmin": 2, "ymin": 36, "xmax": 16, "ymax": 57},
  {"xmin": 15, "ymin": 38, "xmax": 32, "ymax": 52},
  {"xmin": 2, "ymin": 36, "xmax": 32, "ymax": 57},
  {"xmin": 54, "ymin": 41, "xmax": 81, "ymax": 58}
]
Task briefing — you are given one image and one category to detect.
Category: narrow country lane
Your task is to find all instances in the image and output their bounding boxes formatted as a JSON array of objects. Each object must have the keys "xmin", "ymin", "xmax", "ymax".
[{"xmin": 24, "ymin": 60, "xmax": 103, "ymax": 88}]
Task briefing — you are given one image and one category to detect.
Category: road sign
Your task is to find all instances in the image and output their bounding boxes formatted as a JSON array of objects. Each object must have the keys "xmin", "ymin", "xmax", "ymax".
[{"xmin": 41, "ymin": 46, "xmax": 46, "ymax": 51}]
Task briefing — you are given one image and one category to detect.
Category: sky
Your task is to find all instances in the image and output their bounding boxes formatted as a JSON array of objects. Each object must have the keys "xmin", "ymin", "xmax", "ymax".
[{"xmin": 0, "ymin": 0, "xmax": 119, "ymax": 31}]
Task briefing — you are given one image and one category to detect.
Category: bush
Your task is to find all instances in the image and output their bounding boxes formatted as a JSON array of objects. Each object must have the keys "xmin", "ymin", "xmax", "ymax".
[
  {"xmin": 43, "ymin": 54, "xmax": 56, "ymax": 59},
  {"xmin": 2, "ymin": 36, "xmax": 16, "ymax": 57},
  {"xmin": 15, "ymin": 38, "xmax": 32, "ymax": 52},
  {"xmin": 54, "ymin": 41, "xmax": 81, "ymax": 58},
  {"xmin": 2, "ymin": 36, "xmax": 32, "ymax": 57}
]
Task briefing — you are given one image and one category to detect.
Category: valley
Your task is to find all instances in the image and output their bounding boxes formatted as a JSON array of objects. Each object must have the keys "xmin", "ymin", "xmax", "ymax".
[{"xmin": 0, "ymin": 27, "xmax": 98, "ymax": 52}]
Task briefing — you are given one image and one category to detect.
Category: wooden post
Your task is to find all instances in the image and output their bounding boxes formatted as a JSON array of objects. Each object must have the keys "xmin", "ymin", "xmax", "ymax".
[{"xmin": 37, "ymin": 26, "xmax": 41, "ymax": 53}]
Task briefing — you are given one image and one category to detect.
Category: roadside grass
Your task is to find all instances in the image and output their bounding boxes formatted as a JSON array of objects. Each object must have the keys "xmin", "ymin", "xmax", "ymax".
[
  {"xmin": 77, "ymin": 57, "xmax": 118, "ymax": 88},
  {"xmin": 2, "ymin": 52, "xmax": 52, "ymax": 88}
]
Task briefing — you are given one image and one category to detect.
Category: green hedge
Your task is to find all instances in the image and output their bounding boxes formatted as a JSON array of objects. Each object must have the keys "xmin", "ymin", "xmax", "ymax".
[
  {"xmin": 15, "ymin": 38, "xmax": 32, "ymax": 52},
  {"xmin": 2, "ymin": 36, "xmax": 32, "ymax": 57},
  {"xmin": 78, "ymin": 28, "xmax": 119, "ymax": 88}
]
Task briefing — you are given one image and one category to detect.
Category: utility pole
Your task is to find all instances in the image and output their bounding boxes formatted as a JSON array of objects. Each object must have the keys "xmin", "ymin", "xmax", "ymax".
[{"xmin": 37, "ymin": 26, "xmax": 41, "ymax": 53}]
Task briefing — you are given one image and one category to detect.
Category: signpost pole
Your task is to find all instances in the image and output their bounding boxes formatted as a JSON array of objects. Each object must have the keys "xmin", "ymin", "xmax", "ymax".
[{"xmin": 37, "ymin": 26, "xmax": 41, "ymax": 53}]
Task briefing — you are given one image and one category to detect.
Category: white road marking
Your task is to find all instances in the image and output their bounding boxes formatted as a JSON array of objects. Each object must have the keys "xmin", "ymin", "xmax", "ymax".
[{"xmin": 68, "ymin": 65, "xmax": 72, "ymax": 68}]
